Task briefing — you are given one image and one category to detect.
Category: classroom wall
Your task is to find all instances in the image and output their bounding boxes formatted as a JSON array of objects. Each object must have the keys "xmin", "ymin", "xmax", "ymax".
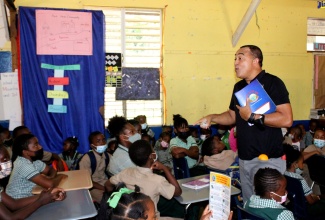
[{"xmin": 6, "ymin": 0, "xmax": 325, "ymax": 124}]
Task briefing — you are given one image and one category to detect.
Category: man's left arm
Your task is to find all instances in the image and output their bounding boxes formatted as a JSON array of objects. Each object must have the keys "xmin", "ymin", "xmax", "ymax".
[{"xmin": 237, "ymin": 101, "xmax": 292, "ymax": 128}]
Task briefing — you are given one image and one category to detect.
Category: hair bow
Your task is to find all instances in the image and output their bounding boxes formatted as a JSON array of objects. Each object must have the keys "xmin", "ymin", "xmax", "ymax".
[{"xmin": 107, "ymin": 187, "xmax": 134, "ymax": 208}]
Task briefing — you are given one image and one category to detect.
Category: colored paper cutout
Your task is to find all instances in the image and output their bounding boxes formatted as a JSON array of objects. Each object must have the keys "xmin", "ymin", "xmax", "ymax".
[
  {"xmin": 47, "ymin": 90, "xmax": 69, "ymax": 99},
  {"xmin": 36, "ymin": 10, "xmax": 92, "ymax": 55},
  {"xmin": 41, "ymin": 63, "xmax": 80, "ymax": 70},
  {"xmin": 48, "ymin": 77, "xmax": 70, "ymax": 85},
  {"xmin": 48, "ymin": 105, "xmax": 67, "ymax": 113}
]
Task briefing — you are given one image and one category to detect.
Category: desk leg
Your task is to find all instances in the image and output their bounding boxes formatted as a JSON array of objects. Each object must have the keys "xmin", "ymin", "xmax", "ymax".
[{"xmin": 184, "ymin": 203, "xmax": 191, "ymax": 220}]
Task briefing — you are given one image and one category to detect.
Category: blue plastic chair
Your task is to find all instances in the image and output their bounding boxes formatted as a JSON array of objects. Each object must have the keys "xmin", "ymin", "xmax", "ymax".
[{"xmin": 172, "ymin": 157, "xmax": 190, "ymax": 180}]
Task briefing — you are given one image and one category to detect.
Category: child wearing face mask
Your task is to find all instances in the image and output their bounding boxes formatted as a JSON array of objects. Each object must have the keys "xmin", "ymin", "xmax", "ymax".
[
  {"xmin": 105, "ymin": 140, "xmax": 184, "ymax": 219},
  {"xmin": 0, "ymin": 145, "xmax": 12, "ymax": 189},
  {"xmin": 284, "ymin": 144, "xmax": 325, "ymax": 217},
  {"xmin": 134, "ymin": 115, "xmax": 155, "ymax": 138},
  {"xmin": 170, "ymin": 114, "xmax": 201, "ymax": 176},
  {"xmin": 244, "ymin": 168, "xmax": 294, "ymax": 220},
  {"xmin": 303, "ymin": 129, "xmax": 325, "ymax": 161},
  {"xmin": 155, "ymin": 132, "xmax": 173, "ymax": 173},
  {"xmin": 78, "ymin": 131, "xmax": 110, "ymax": 203},
  {"xmin": 107, "ymin": 116, "xmax": 140, "ymax": 175},
  {"xmin": 6, "ymin": 134, "xmax": 67, "ymax": 199}
]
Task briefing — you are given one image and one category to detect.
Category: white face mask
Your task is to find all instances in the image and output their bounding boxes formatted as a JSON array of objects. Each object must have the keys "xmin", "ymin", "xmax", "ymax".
[
  {"xmin": 141, "ymin": 123, "xmax": 147, "ymax": 130},
  {"xmin": 0, "ymin": 161, "xmax": 12, "ymax": 179},
  {"xmin": 271, "ymin": 192, "xmax": 287, "ymax": 204},
  {"xmin": 94, "ymin": 144, "xmax": 107, "ymax": 154},
  {"xmin": 288, "ymin": 134, "xmax": 294, "ymax": 139},
  {"xmin": 314, "ymin": 139, "xmax": 325, "ymax": 148},
  {"xmin": 128, "ymin": 133, "xmax": 142, "ymax": 143},
  {"xmin": 295, "ymin": 167, "xmax": 303, "ymax": 175},
  {"xmin": 200, "ymin": 135, "xmax": 207, "ymax": 141}
]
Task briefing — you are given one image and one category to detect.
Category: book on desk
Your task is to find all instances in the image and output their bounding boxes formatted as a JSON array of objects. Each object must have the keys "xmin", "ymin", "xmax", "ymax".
[{"xmin": 181, "ymin": 176, "xmax": 210, "ymax": 190}]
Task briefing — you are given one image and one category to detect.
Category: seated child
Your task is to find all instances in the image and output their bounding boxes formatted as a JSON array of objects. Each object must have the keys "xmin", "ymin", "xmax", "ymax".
[
  {"xmin": 284, "ymin": 145, "xmax": 325, "ymax": 217},
  {"xmin": 170, "ymin": 114, "xmax": 199, "ymax": 176},
  {"xmin": 201, "ymin": 135, "xmax": 238, "ymax": 171},
  {"xmin": 156, "ymin": 132, "xmax": 173, "ymax": 172},
  {"xmin": 12, "ymin": 126, "xmax": 65, "ymax": 171},
  {"xmin": 190, "ymin": 127, "xmax": 202, "ymax": 146},
  {"xmin": 59, "ymin": 136, "xmax": 82, "ymax": 170},
  {"xmin": 0, "ymin": 127, "xmax": 13, "ymax": 157},
  {"xmin": 302, "ymin": 129, "xmax": 325, "ymax": 161},
  {"xmin": 99, "ymin": 183, "xmax": 155, "ymax": 220},
  {"xmin": 6, "ymin": 134, "xmax": 67, "ymax": 199},
  {"xmin": 305, "ymin": 120, "xmax": 318, "ymax": 147},
  {"xmin": 154, "ymin": 125, "xmax": 173, "ymax": 151},
  {"xmin": 105, "ymin": 140, "xmax": 184, "ymax": 218},
  {"xmin": 106, "ymin": 137, "xmax": 117, "ymax": 155},
  {"xmin": 107, "ymin": 116, "xmax": 139, "ymax": 175},
  {"xmin": 78, "ymin": 131, "xmax": 109, "ymax": 203},
  {"xmin": 135, "ymin": 115, "xmax": 155, "ymax": 138},
  {"xmin": 283, "ymin": 126, "xmax": 304, "ymax": 151},
  {"xmin": 127, "ymin": 119, "xmax": 142, "ymax": 135},
  {"xmin": 244, "ymin": 167, "xmax": 294, "ymax": 220},
  {"xmin": 0, "ymin": 144, "xmax": 12, "ymax": 189}
]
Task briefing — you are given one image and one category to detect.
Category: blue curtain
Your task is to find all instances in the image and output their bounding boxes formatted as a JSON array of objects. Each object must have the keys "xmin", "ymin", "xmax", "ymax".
[{"xmin": 19, "ymin": 7, "xmax": 105, "ymax": 154}]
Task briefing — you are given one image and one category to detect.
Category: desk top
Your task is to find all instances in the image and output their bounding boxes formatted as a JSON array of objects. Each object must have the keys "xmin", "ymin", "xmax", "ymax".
[
  {"xmin": 175, "ymin": 174, "xmax": 241, "ymax": 205},
  {"xmin": 27, "ymin": 189, "xmax": 97, "ymax": 220},
  {"xmin": 32, "ymin": 169, "xmax": 93, "ymax": 194}
]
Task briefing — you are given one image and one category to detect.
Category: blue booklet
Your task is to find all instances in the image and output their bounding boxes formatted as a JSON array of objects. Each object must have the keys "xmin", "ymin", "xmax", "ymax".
[{"xmin": 234, "ymin": 79, "xmax": 276, "ymax": 114}]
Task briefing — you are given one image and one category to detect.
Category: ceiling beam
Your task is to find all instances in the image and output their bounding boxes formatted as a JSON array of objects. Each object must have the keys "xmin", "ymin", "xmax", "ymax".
[{"xmin": 232, "ymin": 0, "xmax": 262, "ymax": 47}]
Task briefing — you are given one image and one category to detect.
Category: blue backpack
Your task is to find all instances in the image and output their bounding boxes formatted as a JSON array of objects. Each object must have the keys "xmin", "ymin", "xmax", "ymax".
[{"xmin": 76, "ymin": 151, "xmax": 110, "ymax": 177}]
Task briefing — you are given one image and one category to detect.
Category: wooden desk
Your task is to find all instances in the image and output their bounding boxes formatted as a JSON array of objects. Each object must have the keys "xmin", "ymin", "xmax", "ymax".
[
  {"xmin": 27, "ymin": 189, "xmax": 97, "ymax": 220},
  {"xmin": 32, "ymin": 169, "xmax": 93, "ymax": 194}
]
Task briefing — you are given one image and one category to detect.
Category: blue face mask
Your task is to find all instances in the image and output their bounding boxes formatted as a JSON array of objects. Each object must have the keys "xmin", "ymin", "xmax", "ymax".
[
  {"xmin": 295, "ymin": 167, "xmax": 303, "ymax": 175},
  {"xmin": 94, "ymin": 144, "xmax": 107, "ymax": 154},
  {"xmin": 314, "ymin": 139, "xmax": 325, "ymax": 148}
]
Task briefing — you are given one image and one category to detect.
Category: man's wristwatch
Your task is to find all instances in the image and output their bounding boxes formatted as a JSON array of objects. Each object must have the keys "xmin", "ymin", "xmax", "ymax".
[{"xmin": 248, "ymin": 113, "xmax": 256, "ymax": 123}]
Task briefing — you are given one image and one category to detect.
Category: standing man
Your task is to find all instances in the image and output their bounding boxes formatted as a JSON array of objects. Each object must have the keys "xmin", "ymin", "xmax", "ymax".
[{"xmin": 196, "ymin": 45, "xmax": 293, "ymax": 202}]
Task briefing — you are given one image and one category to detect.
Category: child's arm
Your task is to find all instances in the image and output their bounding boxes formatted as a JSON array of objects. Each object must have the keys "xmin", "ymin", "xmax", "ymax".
[
  {"xmin": 104, "ymin": 180, "xmax": 115, "ymax": 193},
  {"xmin": 302, "ymin": 150, "xmax": 321, "ymax": 161},
  {"xmin": 92, "ymin": 181, "xmax": 105, "ymax": 191},
  {"xmin": 41, "ymin": 165, "xmax": 57, "ymax": 178},
  {"xmin": 151, "ymin": 161, "xmax": 182, "ymax": 196},
  {"xmin": 30, "ymin": 173, "xmax": 67, "ymax": 189},
  {"xmin": 306, "ymin": 194, "xmax": 320, "ymax": 205},
  {"xmin": 0, "ymin": 189, "xmax": 61, "ymax": 220},
  {"xmin": 171, "ymin": 146, "xmax": 199, "ymax": 160}
]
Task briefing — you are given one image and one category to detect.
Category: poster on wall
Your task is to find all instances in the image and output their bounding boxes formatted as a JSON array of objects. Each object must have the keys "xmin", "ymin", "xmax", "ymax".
[
  {"xmin": 0, "ymin": 71, "xmax": 22, "ymax": 130},
  {"xmin": 36, "ymin": 10, "xmax": 93, "ymax": 55},
  {"xmin": 116, "ymin": 68, "xmax": 160, "ymax": 100},
  {"xmin": 105, "ymin": 53, "xmax": 122, "ymax": 87}
]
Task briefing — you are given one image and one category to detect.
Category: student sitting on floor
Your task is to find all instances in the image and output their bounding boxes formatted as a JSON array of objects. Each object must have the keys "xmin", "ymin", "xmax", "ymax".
[
  {"xmin": 105, "ymin": 140, "xmax": 184, "ymax": 219},
  {"xmin": 107, "ymin": 116, "xmax": 139, "ymax": 175},
  {"xmin": 78, "ymin": 131, "xmax": 109, "ymax": 203},
  {"xmin": 244, "ymin": 167, "xmax": 294, "ymax": 220},
  {"xmin": 284, "ymin": 145, "xmax": 325, "ymax": 217},
  {"xmin": 6, "ymin": 134, "xmax": 67, "ymax": 199}
]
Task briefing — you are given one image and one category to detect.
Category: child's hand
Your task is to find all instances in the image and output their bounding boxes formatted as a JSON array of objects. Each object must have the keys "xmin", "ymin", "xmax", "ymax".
[
  {"xmin": 151, "ymin": 161, "xmax": 165, "ymax": 171},
  {"xmin": 51, "ymin": 188, "xmax": 66, "ymax": 201},
  {"xmin": 171, "ymin": 147, "xmax": 186, "ymax": 158},
  {"xmin": 200, "ymin": 205, "xmax": 212, "ymax": 220},
  {"xmin": 38, "ymin": 188, "xmax": 56, "ymax": 205}
]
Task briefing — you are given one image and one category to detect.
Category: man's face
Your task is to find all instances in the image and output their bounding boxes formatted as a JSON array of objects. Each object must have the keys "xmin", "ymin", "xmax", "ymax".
[{"xmin": 234, "ymin": 47, "xmax": 258, "ymax": 80}]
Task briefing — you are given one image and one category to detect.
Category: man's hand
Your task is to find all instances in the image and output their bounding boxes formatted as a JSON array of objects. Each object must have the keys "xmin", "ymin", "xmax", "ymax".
[{"xmin": 236, "ymin": 98, "xmax": 252, "ymax": 121}]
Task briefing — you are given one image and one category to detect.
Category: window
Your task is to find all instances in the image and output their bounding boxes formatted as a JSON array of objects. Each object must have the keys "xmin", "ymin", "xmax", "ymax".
[{"xmin": 86, "ymin": 7, "xmax": 163, "ymax": 127}]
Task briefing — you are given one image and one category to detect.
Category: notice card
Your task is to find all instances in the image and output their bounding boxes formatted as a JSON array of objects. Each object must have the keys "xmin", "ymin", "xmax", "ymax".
[
  {"xmin": 209, "ymin": 172, "xmax": 231, "ymax": 220},
  {"xmin": 181, "ymin": 176, "xmax": 210, "ymax": 190},
  {"xmin": 234, "ymin": 79, "xmax": 276, "ymax": 115}
]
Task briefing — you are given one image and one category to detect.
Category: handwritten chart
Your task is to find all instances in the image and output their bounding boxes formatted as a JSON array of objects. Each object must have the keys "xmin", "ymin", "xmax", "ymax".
[
  {"xmin": 36, "ymin": 10, "xmax": 92, "ymax": 55},
  {"xmin": 0, "ymin": 71, "xmax": 22, "ymax": 130}
]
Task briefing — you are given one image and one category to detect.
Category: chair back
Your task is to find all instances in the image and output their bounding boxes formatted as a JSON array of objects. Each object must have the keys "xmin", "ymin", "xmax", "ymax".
[
  {"xmin": 172, "ymin": 157, "xmax": 190, "ymax": 179},
  {"xmin": 285, "ymin": 175, "xmax": 308, "ymax": 219},
  {"xmin": 236, "ymin": 205, "xmax": 265, "ymax": 220},
  {"xmin": 306, "ymin": 155, "xmax": 325, "ymax": 188}
]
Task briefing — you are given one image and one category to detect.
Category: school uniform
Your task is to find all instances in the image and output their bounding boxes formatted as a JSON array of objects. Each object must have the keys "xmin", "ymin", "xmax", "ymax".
[
  {"xmin": 170, "ymin": 136, "xmax": 198, "ymax": 168},
  {"xmin": 108, "ymin": 144, "xmax": 136, "ymax": 175},
  {"xmin": 244, "ymin": 195, "xmax": 294, "ymax": 220},
  {"xmin": 6, "ymin": 156, "xmax": 46, "ymax": 199},
  {"xmin": 79, "ymin": 151, "xmax": 108, "ymax": 203}
]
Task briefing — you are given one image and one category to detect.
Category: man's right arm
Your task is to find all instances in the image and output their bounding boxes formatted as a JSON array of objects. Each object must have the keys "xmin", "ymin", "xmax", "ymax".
[{"xmin": 196, "ymin": 110, "xmax": 236, "ymax": 128}]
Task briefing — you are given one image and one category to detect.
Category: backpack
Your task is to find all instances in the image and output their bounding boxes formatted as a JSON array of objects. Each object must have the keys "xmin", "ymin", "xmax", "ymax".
[{"xmin": 76, "ymin": 151, "xmax": 110, "ymax": 177}]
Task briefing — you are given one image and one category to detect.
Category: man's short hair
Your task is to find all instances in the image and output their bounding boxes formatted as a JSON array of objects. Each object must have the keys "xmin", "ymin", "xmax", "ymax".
[{"xmin": 240, "ymin": 45, "xmax": 263, "ymax": 67}]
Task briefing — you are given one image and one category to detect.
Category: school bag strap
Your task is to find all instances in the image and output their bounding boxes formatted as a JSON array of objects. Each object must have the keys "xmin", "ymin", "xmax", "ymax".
[{"xmin": 76, "ymin": 151, "xmax": 110, "ymax": 177}]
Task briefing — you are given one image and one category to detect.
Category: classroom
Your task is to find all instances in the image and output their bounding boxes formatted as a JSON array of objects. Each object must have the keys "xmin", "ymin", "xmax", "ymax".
[{"xmin": 0, "ymin": 0, "xmax": 325, "ymax": 219}]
